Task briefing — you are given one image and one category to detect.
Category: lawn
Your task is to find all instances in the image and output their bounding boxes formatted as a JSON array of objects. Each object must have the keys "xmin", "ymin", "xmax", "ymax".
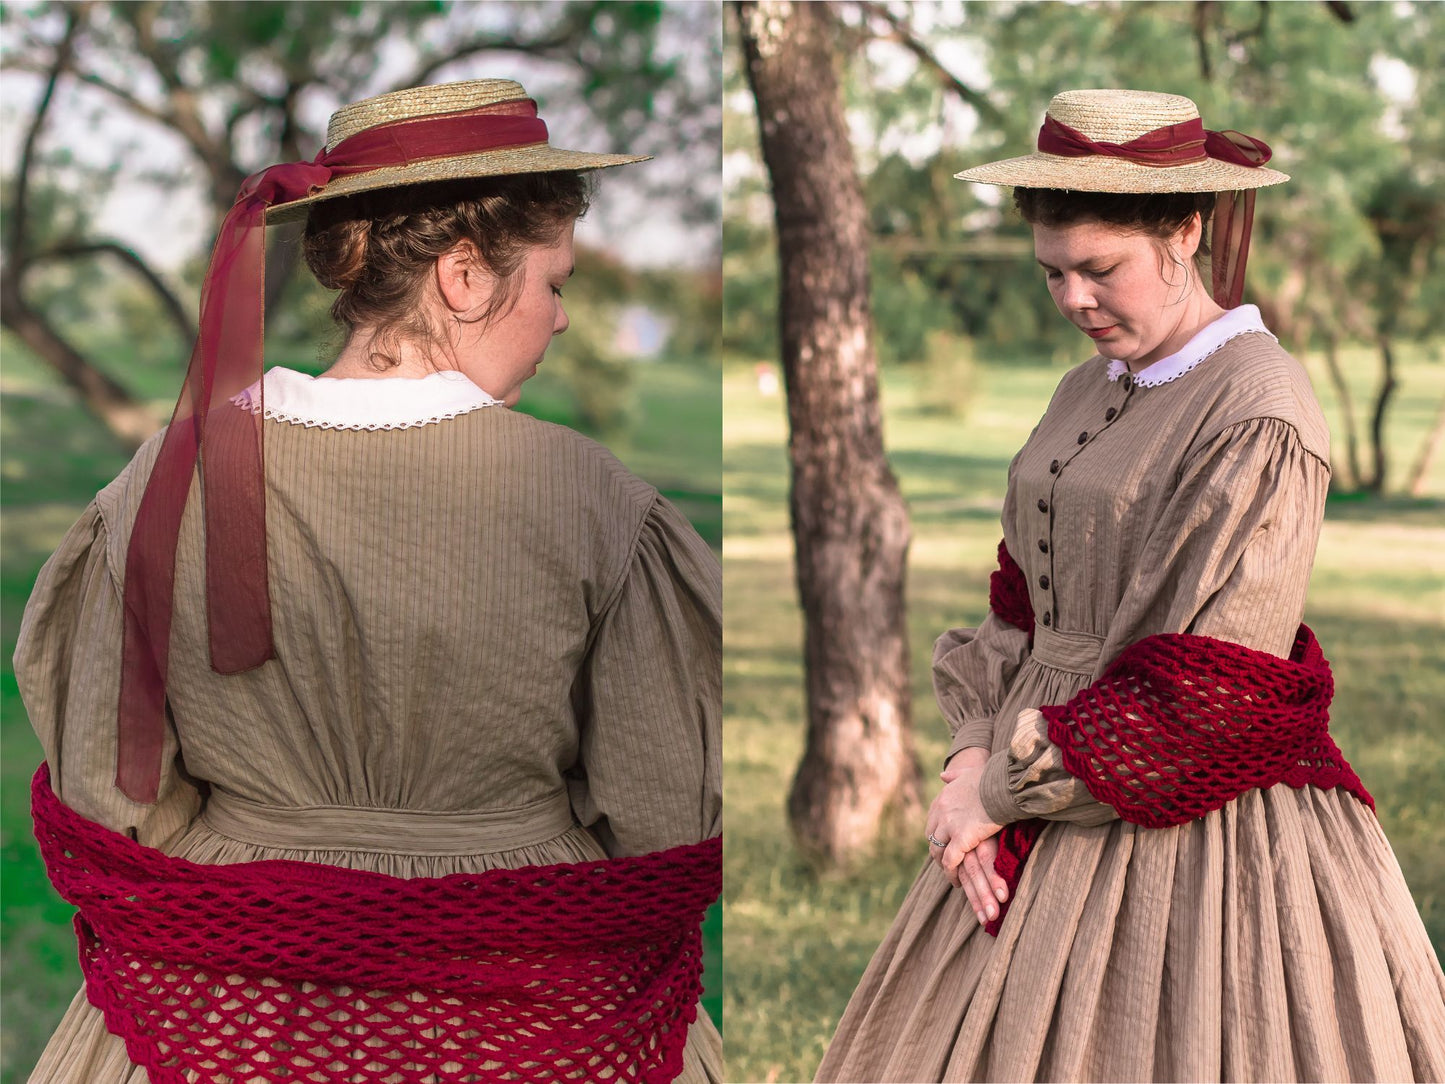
[
  {"xmin": 722, "ymin": 346, "xmax": 1445, "ymax": 1084},
  {"xmin": 0, "ymin": 343, "xmax": 721, "ymax": 1084}
]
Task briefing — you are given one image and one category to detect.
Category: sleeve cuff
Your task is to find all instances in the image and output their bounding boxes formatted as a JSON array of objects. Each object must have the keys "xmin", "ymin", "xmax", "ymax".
[
  {"xmin": 979, "ymin": 748, "xmax": 1027, "ymax": 826},
  {"xmin": 945, "ymin": 718, "xmax": 995, "ymax": 764}
]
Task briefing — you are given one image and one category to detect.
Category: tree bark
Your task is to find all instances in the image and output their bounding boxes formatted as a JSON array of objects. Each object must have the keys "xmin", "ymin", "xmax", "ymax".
[
  {"xmin": 0, "ymin": 290, "xmax": 158, "ymax": 446},
  {"xmin": 1365, "ymin": 333, "xmax": 1398, "ymax": 494},
  {"xmin": 1319, "ymin": 326, "xmax": 1361, "ymax": 490},
  {"xmin": 737, "ymin": 0, "xmax": 921, "ymax": 865}
]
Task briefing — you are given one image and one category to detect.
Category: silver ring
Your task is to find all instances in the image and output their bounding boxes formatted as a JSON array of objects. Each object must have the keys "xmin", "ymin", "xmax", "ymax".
[{"xmin": 927, "ymin": 833, "xmax": 946, "ymax": 849}]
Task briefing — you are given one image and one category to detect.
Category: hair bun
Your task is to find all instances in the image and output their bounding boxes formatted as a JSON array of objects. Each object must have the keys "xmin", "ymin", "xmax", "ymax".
[{"xmin": 305, "ymin": 217, "xmax": 371, "ymax": 291}]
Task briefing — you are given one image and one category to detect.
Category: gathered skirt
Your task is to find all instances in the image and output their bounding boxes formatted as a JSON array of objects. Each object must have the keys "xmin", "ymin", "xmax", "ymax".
[{"xmin": 816, "ymin": 639, "xmax": 1445, "ymax": 1083}]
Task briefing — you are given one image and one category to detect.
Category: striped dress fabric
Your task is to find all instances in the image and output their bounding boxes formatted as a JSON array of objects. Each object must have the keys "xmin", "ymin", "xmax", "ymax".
[
  {"xmin": 816, "ymin": 312, "xmax": 1445, "ymax": 1082},
  {"xmin": 16, "ymin": 370, "xmax": 722, "ymax": 1084}
]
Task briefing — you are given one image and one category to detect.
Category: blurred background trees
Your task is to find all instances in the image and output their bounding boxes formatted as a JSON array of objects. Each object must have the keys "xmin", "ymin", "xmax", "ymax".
[
  {"xmin": 3, "ymin": 0, "xmax": 721, "ymax": 445},
  {"xmin": 726, "ymin": 0, "xmax": 1445, "ymax": 495}
]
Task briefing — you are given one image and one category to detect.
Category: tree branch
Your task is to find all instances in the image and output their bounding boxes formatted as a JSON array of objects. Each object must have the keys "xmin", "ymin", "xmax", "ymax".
[
  {"xmin": 1, "ymin": 54, "xmax": 176, "ymax": 130},
  {"xmin": 124, "ymin": 1, "xmax": 231, "ymax": 196},
  {"xmin": 31, "ymin": 240, "xmax": 197, "ymax": 345},
  {"xmin": 1194, "ymin": 1, "xmax": 1214, "ymax": 82},
  {"xmin": 396, "ymin": 26, "xmax": 593, "ymax": 90},
  {"xmin": 6, "ymin": 3, "xmax": 86, "ymax": 267},
  {"xmin": 852, "ymin": 1, "xmax": 1002, "ymax": 126}
]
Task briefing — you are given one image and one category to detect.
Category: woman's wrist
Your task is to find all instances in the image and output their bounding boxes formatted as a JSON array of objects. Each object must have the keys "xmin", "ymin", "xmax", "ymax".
[{"xmin": 946, "ymin": 746, "xmax": 991, "ymax": 770}]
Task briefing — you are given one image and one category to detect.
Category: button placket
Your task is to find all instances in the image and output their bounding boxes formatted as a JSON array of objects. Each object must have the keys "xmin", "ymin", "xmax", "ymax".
[{"xmin": 1034, "ymin": 375, "xmax": 1135, "ymax": 634}]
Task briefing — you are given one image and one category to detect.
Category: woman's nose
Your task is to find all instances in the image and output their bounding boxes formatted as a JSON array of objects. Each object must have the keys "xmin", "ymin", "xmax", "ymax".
[
  {"xmin": 554, "ymin": 304, "xmax": 569, "ymax": 336},
  {"xmin": 1062, "ymin": 274, "xmax": 1096, "ymax": 311}
]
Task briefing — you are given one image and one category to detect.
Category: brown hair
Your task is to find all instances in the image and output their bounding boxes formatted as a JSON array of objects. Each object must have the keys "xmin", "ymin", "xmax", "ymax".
[
  {"xmin": 303, "ymin": 172, "xmax": 591, "ymax": 369},
  {"xmin": 1013, "ymin": 187, "xmax": 1214, "ymax": 283}
]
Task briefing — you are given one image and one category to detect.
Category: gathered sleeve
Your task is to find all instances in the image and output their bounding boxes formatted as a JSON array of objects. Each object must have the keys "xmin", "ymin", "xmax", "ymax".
[
  {"xmin": 568, "ymin": 496, "xmax": 721, "ymax": 858},
  {"xmin": 935, "ymin": 612, "xmax": 1032, "ymax": 762},
  {"xmin": 14, "ymin": 500, "xmax": 200, "ymax": 849},
  {"xmin": 979, "ymin": 417, "xmax": 1331, "ymax": 827}
]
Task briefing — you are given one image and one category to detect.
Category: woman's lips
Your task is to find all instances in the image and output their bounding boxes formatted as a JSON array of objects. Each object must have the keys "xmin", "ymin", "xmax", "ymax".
[{"xmin": 1082, "ymin": 325, "xmax": 1117, "ymax": 340}]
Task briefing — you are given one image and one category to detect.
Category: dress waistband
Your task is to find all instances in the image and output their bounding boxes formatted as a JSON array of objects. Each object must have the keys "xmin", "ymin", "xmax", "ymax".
[
  {"xmin": 200, "ymin": 788, "xmax": 577, "ymax": 856},
  {"xmin": 1032, "ymin": 626, "xmax": 1106, "ymax": 675}
]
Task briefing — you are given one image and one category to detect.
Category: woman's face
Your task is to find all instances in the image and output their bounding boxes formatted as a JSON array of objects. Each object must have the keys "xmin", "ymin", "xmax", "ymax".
[
  {"xmin": 1032, "ymin": 216, "xmax": 1204, "ymax": 369},
  {"xmin": 451, "ymin": 221, "xmax": 575, "ymax": 406}
]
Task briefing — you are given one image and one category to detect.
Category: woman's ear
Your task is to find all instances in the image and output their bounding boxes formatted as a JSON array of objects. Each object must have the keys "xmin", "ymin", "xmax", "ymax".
[
  {"xmin": 435, "ymin": 240, "xmax": 489, "ymax": 314},
  {"xmin": 1175, "ymin": 211, "xmax": 1204, "ymax": 260}
]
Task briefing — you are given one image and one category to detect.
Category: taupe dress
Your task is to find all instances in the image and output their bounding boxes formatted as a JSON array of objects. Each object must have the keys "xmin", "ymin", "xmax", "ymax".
[
  {"xmin": 817, "ymin": 307, "xmax": 1445, "ymax": 1082},
  {"xmin": 17, "ymin": 368, "xmax": 723, "ymax": 1084}
]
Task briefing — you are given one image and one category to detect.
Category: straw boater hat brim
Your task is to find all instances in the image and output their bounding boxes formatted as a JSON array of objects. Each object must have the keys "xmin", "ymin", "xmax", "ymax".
[
  {"xmin": 955, "ymin": 89, "xmax": 1288, "ymax": 193},
  {"xmin": 266, "ymin": 79, "xmax": 650, "ymax": 224}
]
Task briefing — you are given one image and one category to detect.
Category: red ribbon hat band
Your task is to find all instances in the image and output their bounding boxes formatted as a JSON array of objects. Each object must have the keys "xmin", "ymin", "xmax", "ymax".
[
  {"xmin": 1036, "ymin": 114, "xmax": 1272, "ymax": 170},
  {"xmin": 1034, "ymin": 113, "xmax": 1274, "ymax": 311},
  {"xmin": 117, "ymin": 100, "xmax": 548, "ymax": 802}
]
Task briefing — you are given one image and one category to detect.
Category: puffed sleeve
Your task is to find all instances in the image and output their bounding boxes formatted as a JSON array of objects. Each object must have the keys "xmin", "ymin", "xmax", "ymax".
[
  {"xmin": 14, "ymin": 499, "xmax": 200, "ymax": 848},
  {"xmin": 979, "ymin": 418, "xmax": 1330, "ymax": 826},
  {"xmin": 568, "ymin": 495, "xmax": 721, "ymax": 858},
  {"xmin": 935, "ymin": 612, "xmax": 1032, "ymax": 761}
]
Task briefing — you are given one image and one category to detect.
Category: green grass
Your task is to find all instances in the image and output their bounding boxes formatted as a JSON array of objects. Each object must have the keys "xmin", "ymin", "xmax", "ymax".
[
  {"xmin": 722, "ymin": 349, "xmax": 1445, "ymax": 1084},
  {"xmin": 0, "ymin": 342, "xmax": 721, "ymax": 1084}
]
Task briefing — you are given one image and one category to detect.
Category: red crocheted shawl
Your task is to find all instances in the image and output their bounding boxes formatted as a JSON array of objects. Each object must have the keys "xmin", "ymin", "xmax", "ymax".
[
  {"xmin": 31, "ymin": 764, "xmax": 719, "ymax": 1084},
  {"xmin": 981, "ymin": 542, "xmax": 1372, "ymax": 936}
]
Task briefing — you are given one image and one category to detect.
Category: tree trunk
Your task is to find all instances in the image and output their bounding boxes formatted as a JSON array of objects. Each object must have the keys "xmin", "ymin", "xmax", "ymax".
[
  {"xmin": 737, "ymin": 0, "xmax": 922, "ymax": 865},
  {"xmin": 1365, "ymin": 332, "xmax": 1398, "ymax": 494},
  {"xmin": 1319, "ymin": 325, "xmax": 1361, "ymax": 490},
  {"xmin": 1406, "ymin": 392, "xmax": 1445, "ymax": 498},
  {"xmin": 0, "ymin": 282, "xmax": 159, "ymax": 448}
]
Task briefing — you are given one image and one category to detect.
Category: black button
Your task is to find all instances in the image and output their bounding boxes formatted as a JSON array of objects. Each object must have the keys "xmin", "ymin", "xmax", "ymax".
[
  {"xmin": 1122, "ymin": 375, "xmax": 1134, "ymax": 390},
  {"xmin": 1039, "ymin": 575, "xmax": 1050, "ymax": 589},
  {"xmin": 1077, "ymin": 431, "xmax": 1089, "ymax": 444},
  {"xmin": 1041, "ymin": 612, "xmax": 1052, "ymax": 627},
  {"xmin": 1049, "ymin": 459, "xmax": 1060, "ymax": 474},
  {"xmin": 1037, "ymin": 498, "xmax": 1049, "ymax": 513},
  {"xmin": 1038, "ymin": 539, "xmax": 1048, "ymax": 553},
  {"xmin": 1105, "ymin": 407, "xmax": 1118, "ymax": 421}
]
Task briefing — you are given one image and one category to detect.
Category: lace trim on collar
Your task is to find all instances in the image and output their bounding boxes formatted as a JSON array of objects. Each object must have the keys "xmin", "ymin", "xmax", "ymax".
[
  {"xmin": 1105, "ymin": 304, "xmax": 1276, "ymax": 388},
  {"xmin": 231, "ymin": 367, "xmax": 503, "ymax": 431}
]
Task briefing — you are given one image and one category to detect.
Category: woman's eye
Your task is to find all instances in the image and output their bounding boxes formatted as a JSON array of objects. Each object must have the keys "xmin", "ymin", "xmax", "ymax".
[
  {"xmin": 551, "ymin": 286, "xmax": 564, "ymax": 298},
  {"xmin": 1044, "ymin": 270, "xmax": 1062, "ymax": 282},
  {"xmin": 1089, "ymin": 266, "xmax": 1116, "ymax": 280}
]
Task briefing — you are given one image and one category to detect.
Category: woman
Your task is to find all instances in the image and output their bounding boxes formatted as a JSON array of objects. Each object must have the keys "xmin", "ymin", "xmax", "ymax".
[
  {"xmin": 19, "ymin": 79, "xmax": 721, "ymax": 1083},
  {"xmin": 816, "ymin": 89, "xmax": 1445, "ymax": 1083}
]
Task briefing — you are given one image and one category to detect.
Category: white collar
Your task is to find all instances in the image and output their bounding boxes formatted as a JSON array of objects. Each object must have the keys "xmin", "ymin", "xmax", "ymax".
[
  {"xmin": 1105, "ymin": 304, "xmax": 1275, "ymax": 388},
  {"xmin": 232, "ymin": 366, "xmax": 503, "ymax": 431}
]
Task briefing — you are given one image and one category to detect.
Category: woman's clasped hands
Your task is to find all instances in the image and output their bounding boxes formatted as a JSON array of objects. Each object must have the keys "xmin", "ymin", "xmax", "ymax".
[{"xmin": 926, "ymin": 747, "xmax": 1008, "ymax": 926}]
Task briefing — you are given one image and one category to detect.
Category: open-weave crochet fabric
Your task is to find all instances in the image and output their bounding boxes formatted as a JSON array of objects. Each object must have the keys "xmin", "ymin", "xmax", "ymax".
[
  {"xmin": 987, "ymin": 540, "xmax": 1035, "ymax": 643},
  {"xmin": 32, "ymin": 764, "xmax": 719, "ymax": 1084},
  {"xmin": 981, "ymin": 542, "xmax": 1372, "ymax": 937}
]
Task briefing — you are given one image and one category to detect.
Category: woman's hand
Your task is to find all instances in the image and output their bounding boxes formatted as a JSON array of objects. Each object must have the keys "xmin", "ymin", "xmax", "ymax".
[{"xmin": 928, "ymin": 749, "xmax": 1007, "ymax": 925}]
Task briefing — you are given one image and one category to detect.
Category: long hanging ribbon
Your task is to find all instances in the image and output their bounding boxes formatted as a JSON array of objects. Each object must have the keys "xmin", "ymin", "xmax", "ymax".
[
  {"xmin": 117, "ymin": 100, "xmax": 547, "ymax": 802},
  {"xmin": 1036, "ymin": 115, "xmax": 1274, "ymax": 309}
]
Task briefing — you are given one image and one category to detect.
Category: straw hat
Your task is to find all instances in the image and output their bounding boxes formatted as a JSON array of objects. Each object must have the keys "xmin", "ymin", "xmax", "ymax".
[
  {"xmin": 266, "ymin": 79, "xmax": 650, "ymax": 224},
  {"xmin": 955, "ymin": 89, "xmax": 1288, "ymax": 193}
]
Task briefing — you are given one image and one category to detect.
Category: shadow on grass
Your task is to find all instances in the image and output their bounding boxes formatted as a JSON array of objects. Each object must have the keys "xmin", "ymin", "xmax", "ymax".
[{"xmin": 1324, "ymin": 492, "xmax": 1445, "ymax": 526}]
